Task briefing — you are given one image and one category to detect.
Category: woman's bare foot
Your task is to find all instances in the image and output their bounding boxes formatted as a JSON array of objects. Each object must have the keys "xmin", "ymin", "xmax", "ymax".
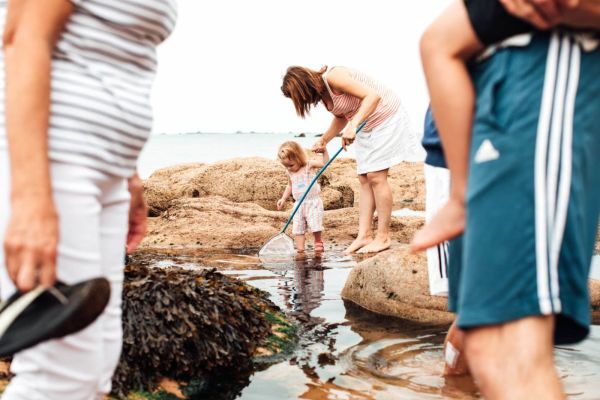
[
  {"xmin": 357, "ymin": 235, "xmax": 391, "ymax": 254},
  {"xmin": 344, "ymin": 237, "xmax": 372, "ymax": 254},
  {"xmin": 410, "ymin": 198, "xmax": 465, "ymax": 252}
]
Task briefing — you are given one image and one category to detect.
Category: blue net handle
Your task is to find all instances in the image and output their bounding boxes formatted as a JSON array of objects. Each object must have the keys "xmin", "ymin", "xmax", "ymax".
[{"xmin": 281, "ymin": 121, "xmax": 367, "ymax": 233}]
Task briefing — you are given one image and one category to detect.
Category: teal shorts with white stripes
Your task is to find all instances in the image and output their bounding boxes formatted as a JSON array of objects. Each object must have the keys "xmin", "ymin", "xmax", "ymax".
[{"xmin": 448, "ymin": 31, "xmax": 600, "ymax": 344}]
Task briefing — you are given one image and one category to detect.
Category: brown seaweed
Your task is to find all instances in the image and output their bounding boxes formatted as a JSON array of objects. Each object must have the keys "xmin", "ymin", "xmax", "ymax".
[{"xmin": 111, "ymin": 263, "xmax": 276, "ymax": 398}]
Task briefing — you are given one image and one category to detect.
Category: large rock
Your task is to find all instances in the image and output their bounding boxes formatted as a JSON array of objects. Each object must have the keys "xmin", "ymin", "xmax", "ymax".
[
  {"xmin": 144, "ymin": 158, "xmax": 424, "ymax": 216},
  {"xmin": 341, "ymin": 245, "xmax": 453, "ymax": 326},
  {"xmin": 141, "ymin": 195, "xmax": 423, "ymax": 250},
  {"xmin": 591, "ymin": 279, "xmax": 600, "ymax": 310},
  {"xmin": 342, "ymin": 245, "xmax": 600, "ymax": 325},
  {"xmin": 144, "ymin": 157, "xmax": 354, "ymax": 213}
]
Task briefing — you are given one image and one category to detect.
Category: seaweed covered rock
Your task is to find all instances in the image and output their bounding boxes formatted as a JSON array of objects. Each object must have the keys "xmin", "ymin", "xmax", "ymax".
[{"xmin": 111, "ymin": 264, "xmax": 277, "ymax": 397}]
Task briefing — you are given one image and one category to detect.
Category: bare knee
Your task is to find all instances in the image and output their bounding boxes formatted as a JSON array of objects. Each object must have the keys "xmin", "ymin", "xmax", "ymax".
[
  {"xmin": 464, "ymin": 328, "xmax": 501, "ymax": 392},
  {"xmin": 464, "ymin": 317, "xmax": 558, "ymax": 397},
  {"xmin": 358, "ymin": 174, "xmax": 369, "ymax": 185},
  {"xmin": 366, "ymin": 171, "xmax": 387, "ymax": 187}
]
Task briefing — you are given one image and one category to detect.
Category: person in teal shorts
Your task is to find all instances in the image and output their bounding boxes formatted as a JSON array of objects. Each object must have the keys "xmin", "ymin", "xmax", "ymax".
[{"xmin": 448, "ymin": 7, "xmax": 600, "ymax": 399}]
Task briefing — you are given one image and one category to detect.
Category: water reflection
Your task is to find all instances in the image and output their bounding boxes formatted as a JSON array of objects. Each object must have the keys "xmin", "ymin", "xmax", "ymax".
[
  {"xmin": 134, "ymin": 250, "xmax": 600, "ymax": 399},
  {"xmin": 279, "ymin": 254, "xmax": 325, "ymax": 324}
]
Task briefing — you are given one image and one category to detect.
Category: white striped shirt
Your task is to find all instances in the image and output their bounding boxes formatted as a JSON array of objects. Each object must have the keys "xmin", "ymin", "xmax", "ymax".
[
  {"xmin": 0, "ymin": 0, "xmax": 177, "ymax": 177},
  {"xmin": 322, "ymin": 67, "xmax": 400, "ymax": 131}
]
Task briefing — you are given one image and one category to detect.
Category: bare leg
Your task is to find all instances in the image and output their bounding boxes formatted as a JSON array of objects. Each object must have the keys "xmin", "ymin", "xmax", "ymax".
[
  {"xmin": 443, "ymin": 320, "xmax": 469, "ymax": 376},
  {"xmin": 465, "ymin": 316, "xmax": 564, "ymax": 400},
  {"xmin": 345, "ymin": 174, "xmax": 374, "ymax": 253},
  {"xmin": 313, "ymin": 231, "xmax": 324, "ymax": 252},
  {"xmin": 358, "ymin": 170, "xmax": 392, "ymax": 254},
  {"xmin": 411, "ymin": 1, "xmax": 483, "ymax": 252},
  {"xmin": 295, "ymin": 234, "xmax": 305, "ymax": 252}
]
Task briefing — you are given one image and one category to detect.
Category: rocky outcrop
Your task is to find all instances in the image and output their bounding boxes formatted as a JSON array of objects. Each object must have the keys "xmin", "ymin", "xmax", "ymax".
[
  {"xmin": 341, "ymin": 245, "xmax": 453, "ymax": 326},
  {"xmin": 141, "ymin": 158, "xmax": 426, "ymax": 250},
  {"xmin": 144, "ymin": 158, "xmax": 424, "ymax": 216},
  {"xmin": 144, "ymin": 157, "xmax": 355, "ymax": 214},
  {"xmin": 342, "ymin": 245, "xmax": 600, "ymax": 325},
  {"xmin": 142, "ymin": 195, "xmax": 423, "ymax": 251}
]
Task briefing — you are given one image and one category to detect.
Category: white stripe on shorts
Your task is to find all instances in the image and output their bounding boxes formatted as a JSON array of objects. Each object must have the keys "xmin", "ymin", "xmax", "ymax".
[{"xmin": 535, "ymin": 32, "xmax": 580, "ymax": 315}]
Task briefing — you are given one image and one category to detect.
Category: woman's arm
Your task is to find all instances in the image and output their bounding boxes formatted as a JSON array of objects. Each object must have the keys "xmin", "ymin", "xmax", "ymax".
[
  {"xmin": 326, "ymin": 67, "xmax": 381, "ymax": 149},
  {"xmin": 309, "ymin": 147, "xmax": 330, "ymax": 169},
  {"xmin": 312, "ymin": 116, "xmax": 347, "ymax": 153},
  {"xmin": 3, "ymin": 0, "xmax": 74, "ymax": 291}
]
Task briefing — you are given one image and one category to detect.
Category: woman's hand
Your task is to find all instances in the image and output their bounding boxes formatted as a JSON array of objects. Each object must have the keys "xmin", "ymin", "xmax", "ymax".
[
  {"xmin": 312, "ymin": 138, "xmax": 327, "ymax": 153},
  {"xmin": 126, "ymin": 174, "xmax": 147, "ymax": 254},
  {"xmin": 4, "ymin": 196, "xmax": 58, "ymax": 292},
  {"xmin": 277, "ymin": 198, "xmax": 286, "ymax": 210},
  {"xmin": 341, "ymin": 121, "xmax": 358, "ymax": 150}
]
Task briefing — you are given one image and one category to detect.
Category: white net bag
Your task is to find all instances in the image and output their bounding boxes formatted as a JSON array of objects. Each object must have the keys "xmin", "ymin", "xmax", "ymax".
[{"xmin": 258, "ymin": 233, "xmax": 295, "ymax": 258}]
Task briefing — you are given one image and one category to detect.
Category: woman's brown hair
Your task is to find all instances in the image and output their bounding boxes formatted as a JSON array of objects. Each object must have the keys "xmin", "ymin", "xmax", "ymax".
[
  {"xmin": 281, "ymin": 66, "xmax": 327, "ymax": 118},
  {"xmin": 278, "ymin": 141, "xmax": 308, "ymax": 168}
]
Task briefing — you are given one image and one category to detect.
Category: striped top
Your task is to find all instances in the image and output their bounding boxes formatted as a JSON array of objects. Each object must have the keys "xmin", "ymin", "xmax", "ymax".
[
  {"xmin": 322, "ymin": 67, "xmax": 400, "ymax": 132},
  {"xmin": 0, "ymin": 0, "xmax": 177, "ymax": 177},
  {"xmin": 288, "ymin": 164, "xmax": 320, "ymax": 201}
]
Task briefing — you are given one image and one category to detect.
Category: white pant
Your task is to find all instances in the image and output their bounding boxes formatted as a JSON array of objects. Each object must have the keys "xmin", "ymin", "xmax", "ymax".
[
  {"xmin": 424, "ymin": 164, "xmax": 450, "ymax": 297},
  {"xmin": 0, "ymin": 153, "xmax": 130, "ymax": 400}
]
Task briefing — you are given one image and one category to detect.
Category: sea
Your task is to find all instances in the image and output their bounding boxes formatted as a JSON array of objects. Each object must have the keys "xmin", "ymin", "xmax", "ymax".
[{"xmin": 137, "ymin": 132, "xmax": 361, "ymax": 179}]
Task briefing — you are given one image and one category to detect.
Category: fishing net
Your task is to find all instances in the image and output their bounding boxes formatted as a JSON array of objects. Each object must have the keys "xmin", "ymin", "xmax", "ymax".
[{"xmin": 258, "ymin": 233, "xmax": 295, "ymax": 258}]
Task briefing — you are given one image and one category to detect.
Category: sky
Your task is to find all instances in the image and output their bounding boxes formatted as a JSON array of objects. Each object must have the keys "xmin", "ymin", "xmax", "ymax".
[{"xmin": 150, "ymin": 0, "xmax": 452, "ymax": 135}]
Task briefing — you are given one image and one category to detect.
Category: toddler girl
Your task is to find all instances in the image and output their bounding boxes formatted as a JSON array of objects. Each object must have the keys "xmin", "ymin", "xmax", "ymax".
[{"xmin": 277, "ymin": 141, "xmax": 329, "ymax": 252}]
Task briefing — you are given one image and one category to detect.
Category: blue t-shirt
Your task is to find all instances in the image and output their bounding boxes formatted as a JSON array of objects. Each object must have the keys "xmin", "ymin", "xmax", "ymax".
[{"xmin": 421, "ymin": 106, "xmax": 447, "ymax": 168}]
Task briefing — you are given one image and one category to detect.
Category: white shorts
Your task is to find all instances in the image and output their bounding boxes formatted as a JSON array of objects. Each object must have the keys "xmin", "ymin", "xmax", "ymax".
[
  {"xmin": 355, "ymin": 107, "xmax": 424, "ymax": 175},
  {"xmin": 424, "ymin": 164, "xmax": 451, "ymax": 297}
]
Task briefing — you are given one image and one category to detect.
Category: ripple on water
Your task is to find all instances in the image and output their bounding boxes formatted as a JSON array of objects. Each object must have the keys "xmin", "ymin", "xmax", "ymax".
[
  {"xmin": 342, "ymin": 334, "xmax": 479, "ymax": 399},
  {"xmin": 135, "ymin": 250, "xmax": 600, "ymax": 399}
]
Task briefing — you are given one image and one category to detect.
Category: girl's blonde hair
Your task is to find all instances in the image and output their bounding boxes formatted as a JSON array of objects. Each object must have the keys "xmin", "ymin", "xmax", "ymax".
[{"xmin": 278, "ymin": 141, "xmax": 308, "ymax": 167}]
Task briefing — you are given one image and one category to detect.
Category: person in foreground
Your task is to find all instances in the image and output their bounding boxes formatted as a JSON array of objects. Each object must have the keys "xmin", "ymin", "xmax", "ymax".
[
  {"xmin": 436, "ymin": 1, "xmax": 600, "ymax": 399},
  {"xmin": 281, "ymin": 65, "xmax": 419, "ymax": 254},
  {"xmin": 0, "ymin": 0, "xmax": 176, "ymax": 398},
  {"xmin": 411, "ymin": 0, "xmax": 584, "ymax": 252},
  {"xmin": 277, "ymin": 141, "xmax": 328, "ymax": 252}
]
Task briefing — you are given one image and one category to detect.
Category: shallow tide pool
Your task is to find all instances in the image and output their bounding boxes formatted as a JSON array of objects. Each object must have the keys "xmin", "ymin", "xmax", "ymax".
[{"xmin": 148, "ymin": 251, "xmax": 600, "ymax": 399}]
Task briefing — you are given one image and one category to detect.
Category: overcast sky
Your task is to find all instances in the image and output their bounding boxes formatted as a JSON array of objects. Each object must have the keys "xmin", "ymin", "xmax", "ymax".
[{"xmin": 150, "ymin": 0, "xmax": 451, "ymax": 135}]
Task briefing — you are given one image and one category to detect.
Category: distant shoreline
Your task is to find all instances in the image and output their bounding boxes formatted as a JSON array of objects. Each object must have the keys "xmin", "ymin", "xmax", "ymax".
[{"xmin": 152, "ymin": 131, "xmax": 324, "ymax": 136}]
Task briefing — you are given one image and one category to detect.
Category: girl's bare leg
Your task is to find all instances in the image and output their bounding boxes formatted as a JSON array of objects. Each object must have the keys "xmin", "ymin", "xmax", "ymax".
[
  {"xmin": 313, "ymin": 231, "xmax": 324, "ymax": 252},
  {"xmin": 295, "ymin": 234, "xmax": 306, "ymax": 252}
]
